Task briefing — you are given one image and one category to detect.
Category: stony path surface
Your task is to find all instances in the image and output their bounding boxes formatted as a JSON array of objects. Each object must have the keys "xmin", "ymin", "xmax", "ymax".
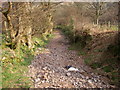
[{"xmin": 28, "ymin": 30, "xmax": 113, "ymax": 88}]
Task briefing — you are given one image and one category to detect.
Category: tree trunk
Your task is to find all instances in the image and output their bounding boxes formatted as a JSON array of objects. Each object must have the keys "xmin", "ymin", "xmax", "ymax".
[
  {"xmin": 96, "ymin": 17, "xmax": 99, "ymax": 25},
  {"xmin": 3, "ymin": 21, "xmax": 10, "ymax": 41},
  {"xmin": 2, "ymin": 2, "xmax": 16, "ymax": 49},
  {"xmin": 15, "ymin": 16, "xmax": 23, "ymax": 50},
  {"xmin": 25, "ymin": 2, "xmax": 33, "ymax": 49},
  {"xmin": 26, "ymin": 26, "xmax": 33, "ymax": 49},
  {"xmin": 95, "ymin": 8, "xmax": 100, "ymax": 25}
]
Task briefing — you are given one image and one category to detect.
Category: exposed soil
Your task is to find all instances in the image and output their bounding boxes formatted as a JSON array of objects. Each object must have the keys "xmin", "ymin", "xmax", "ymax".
[{"xmin": 28, "ymin": 30, "xmax": 115, "ymax": 88}]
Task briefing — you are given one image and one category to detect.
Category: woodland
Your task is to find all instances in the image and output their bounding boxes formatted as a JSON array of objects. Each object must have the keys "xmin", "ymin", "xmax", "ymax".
[{"xmin": 0, "ymin": 1, "xmax": 120, "ymax": 88}]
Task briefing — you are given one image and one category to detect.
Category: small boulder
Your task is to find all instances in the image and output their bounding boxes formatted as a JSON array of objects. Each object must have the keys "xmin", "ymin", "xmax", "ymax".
[
  {"xmin": 68, "ymin": 67, "xmax": 79, "ymax": 72},
  {"xmin": 66, "ymin": 72, "xmax": 71, "ymax": 76}
]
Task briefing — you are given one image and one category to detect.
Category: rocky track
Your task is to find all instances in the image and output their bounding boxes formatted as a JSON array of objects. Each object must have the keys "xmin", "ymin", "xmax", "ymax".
[{"xmin": 28, "ymin": 30, "xmax": 114, "ymax": 88}]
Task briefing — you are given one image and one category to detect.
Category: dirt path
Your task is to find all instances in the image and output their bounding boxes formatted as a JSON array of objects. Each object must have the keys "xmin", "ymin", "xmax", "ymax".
[{"xmin": 28, "ymin": 30, "xmax": 112, "ymax": 88}]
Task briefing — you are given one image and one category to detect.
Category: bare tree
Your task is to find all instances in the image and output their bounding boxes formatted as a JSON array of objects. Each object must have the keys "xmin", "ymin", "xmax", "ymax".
[
  {"xmin": 89, "ymin": 2, "xmax": 106, "ymax": 25},
  {"xmin": 1, "ymin": 2, "xmax": 54, "ymax": 50}
]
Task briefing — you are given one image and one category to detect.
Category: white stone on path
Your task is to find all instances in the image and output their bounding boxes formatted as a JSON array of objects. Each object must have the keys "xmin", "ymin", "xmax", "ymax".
[{"xmin": 68, "ymin": 67, "xmax": 79, "ymax": 72}]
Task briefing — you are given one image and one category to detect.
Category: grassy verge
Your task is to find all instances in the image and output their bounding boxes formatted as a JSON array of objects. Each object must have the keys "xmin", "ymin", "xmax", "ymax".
[{"xmin": 1, "ymin": 33, "xmax": 54, "ymax": 88}]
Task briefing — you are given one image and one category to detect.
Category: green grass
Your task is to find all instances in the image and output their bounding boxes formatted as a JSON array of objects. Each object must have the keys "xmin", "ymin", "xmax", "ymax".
[
  {"xmin": 2, "ymin": 46, "xmax": 34, "ymax": 88},
  {"xmin": 100, "ymin": 25, "xmax": 118, "ymax": 31},
  {"xmin": 2, "ymin": 64, "xmax": 32, "ymax": 88},
  {"xmin": 90, "ymin": 62, "xmax": 102, "ymax": 69},
  {"xmin": 110, "ymin": 25, "xmax": 118, "ymax": 31},
  {"xmin": 94, "ymin": 49, "xmax": 104, "ymax": 52},
  {"xmin": 1, "ymin": 33, "xmax": 54, "ymax": 88},
  {"xmin": 68, "ymin": 42, "xmax": 83, "ymax": 51},
  {"xmin": 84, "ymin": 57, "xmax": 92, "ymax": 65},
  {"xmin": 78, "ymin": 51, "xmax": 86, "ymax": 56},
  {"xmin": 102, "ymin": 66, "xmax": 114, "ymax": 73},
  {"xmin": 110, "ymin": 72, "xmax": 120, "ymax": 86}
]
